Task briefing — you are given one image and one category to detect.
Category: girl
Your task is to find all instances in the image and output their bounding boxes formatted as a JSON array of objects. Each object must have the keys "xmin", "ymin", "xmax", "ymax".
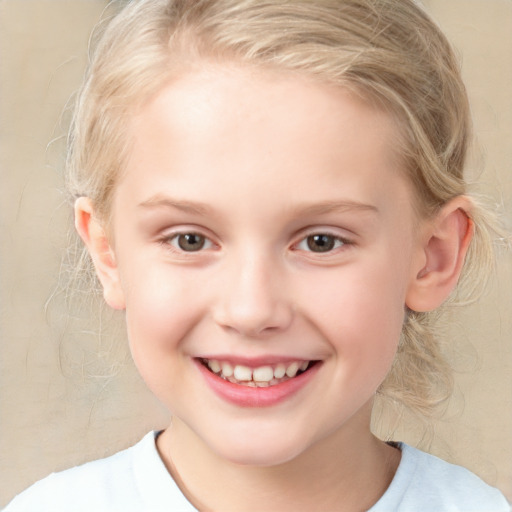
[{"xmin": 5, "ymin": 0, "xmax": 510, "ymax": 510}]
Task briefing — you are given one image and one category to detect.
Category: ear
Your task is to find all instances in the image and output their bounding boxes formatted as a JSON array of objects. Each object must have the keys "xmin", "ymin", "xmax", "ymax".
[
  {"xmin": 74, "ymin": 197, "xmax": 126, "ymax": 310},
  {"xmin": 406, "ymin": 197, "xmax": 474, "ymax": 312}
]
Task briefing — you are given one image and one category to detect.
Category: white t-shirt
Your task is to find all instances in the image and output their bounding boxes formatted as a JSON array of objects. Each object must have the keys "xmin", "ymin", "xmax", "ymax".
[{"xmin": 5, "ymin": 431, "xmax": 510, "ymax": 512}]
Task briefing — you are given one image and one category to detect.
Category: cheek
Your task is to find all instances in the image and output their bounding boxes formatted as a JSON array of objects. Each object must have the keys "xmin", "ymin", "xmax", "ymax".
[
  {"xmin": 119, "ymin": 267, "xmax": 206, "ymax": 410},
  {"xmin": 120, "ymin": 264, "xmax": 203, "ymax": 369},
  {"xmin": 303, "ymin": 251, "xmax": 409, "ymax": 362}
]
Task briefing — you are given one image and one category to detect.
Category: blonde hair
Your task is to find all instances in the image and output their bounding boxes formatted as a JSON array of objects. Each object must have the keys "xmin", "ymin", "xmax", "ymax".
[{"xmin": 67, "ymin": 0, "xmax": 500, "ymax": 419}]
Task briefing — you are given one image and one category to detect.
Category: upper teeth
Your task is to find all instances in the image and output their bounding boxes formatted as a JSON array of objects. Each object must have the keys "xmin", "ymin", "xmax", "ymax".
[{"xmin": 206, "ymin": 359, "xmax": 310, "ymax": 385}]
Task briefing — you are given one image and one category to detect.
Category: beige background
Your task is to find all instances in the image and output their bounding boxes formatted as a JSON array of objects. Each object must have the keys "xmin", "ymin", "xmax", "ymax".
[{"xmin": 0, "ymin": 0, "xmax": 511, "ymax": 507}]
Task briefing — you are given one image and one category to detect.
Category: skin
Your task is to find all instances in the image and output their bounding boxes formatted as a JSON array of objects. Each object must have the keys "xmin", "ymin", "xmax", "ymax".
[{"xmin": 76, "ymin": 65, "xmax": 473, "ymax": 511}]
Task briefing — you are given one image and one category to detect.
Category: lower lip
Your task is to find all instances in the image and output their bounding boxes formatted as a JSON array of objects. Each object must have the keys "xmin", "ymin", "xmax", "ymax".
[{"xmin": 195, "ymin": 360, "xmax": 321, "ymax": 408}]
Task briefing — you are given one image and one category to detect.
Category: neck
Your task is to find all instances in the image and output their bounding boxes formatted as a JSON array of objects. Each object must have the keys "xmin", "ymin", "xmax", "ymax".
[{"xmin": 157, "ymin": 410, "xmax": 400, "ymax": 512}]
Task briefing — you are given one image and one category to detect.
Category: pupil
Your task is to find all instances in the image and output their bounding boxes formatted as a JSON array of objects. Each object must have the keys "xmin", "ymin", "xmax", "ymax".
[
  {"xmin": 307, "ymin": 234, "xmax": 335, "ymax": 252},
  {"xmin": 178, "ymin": 233, "xmax": 205, "ymax": 251}
]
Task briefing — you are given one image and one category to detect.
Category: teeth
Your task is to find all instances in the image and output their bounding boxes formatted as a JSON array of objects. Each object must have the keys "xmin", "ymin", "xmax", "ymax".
[
  {"xmin": 252, "ymin": 366, "xmax": 274, "ymax": 383},
  {"xmin": 203, "ymin": 359, "xmax": 313, "ymax": 386},
  {"xmin": 274, "ymin": 364, "xmax": 286, "ymax": 379},
  {"xmin": 221, "ymin": 362, "xmax": 233, "ymax": 377},
  {"xmin": 208, "ymin": 360, "xmax": 221, "ymax": 373},
  {"xmin": 233, "ymin": 365, "xmax": 252, "ymax": 381},
  {"xmin": 286, "ymin": 362, "xmax": 299, "ymax": 378}
]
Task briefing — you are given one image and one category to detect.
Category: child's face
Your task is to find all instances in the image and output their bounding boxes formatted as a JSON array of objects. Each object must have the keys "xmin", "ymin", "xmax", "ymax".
[{"xmin": 107, "ymin": 66, "xmax": 423, "ymax": 465}]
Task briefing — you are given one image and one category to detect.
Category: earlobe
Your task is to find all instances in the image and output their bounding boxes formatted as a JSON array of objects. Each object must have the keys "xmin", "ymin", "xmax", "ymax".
[
  {"xmin": 406, "ymin": 197, "xmax": 474, "ymax": 313},
  {"xmin": 74, "ymin": 197, "xmax": 126, "ymax": 310}
]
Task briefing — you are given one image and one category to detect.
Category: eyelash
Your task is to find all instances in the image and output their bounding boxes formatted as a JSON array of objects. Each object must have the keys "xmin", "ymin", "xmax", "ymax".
[{"xmin": 159, "ymin": 230, "xmax": 352, "ymax": 255}]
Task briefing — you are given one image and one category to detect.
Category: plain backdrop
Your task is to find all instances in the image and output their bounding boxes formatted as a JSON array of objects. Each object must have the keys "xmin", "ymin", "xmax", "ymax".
[{"xmin": 1, "ymin": 0, "xmax": 511, "ymax": 506}]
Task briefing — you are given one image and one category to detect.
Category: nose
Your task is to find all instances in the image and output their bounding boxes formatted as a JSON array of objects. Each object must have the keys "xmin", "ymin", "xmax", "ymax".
[{"xmin": 212, "ymin": 252, "xmax": 294, "ymax": 338}]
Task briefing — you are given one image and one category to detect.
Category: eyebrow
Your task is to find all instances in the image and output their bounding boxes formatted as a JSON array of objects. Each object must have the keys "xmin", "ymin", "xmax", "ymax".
[
  {"xmin": 290, "ymin": 200, "xmax": 379, "ymax": 216},
  {"xmin": 138, "ymin": 195, "xmax": 213, "ymax": 216},
  {"xmin": 138, "ymin": 195, "xmax": 378, "ymax": 217}
]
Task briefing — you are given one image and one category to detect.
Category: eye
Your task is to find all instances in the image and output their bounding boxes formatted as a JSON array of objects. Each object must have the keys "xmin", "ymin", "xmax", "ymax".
[
  {"xmin": 296, "ymin": 233, "xmax": 347, "ymax": 253},
  {"xmin": 167, "ymin": 232, "xmax": 213, "ymax": 252}
]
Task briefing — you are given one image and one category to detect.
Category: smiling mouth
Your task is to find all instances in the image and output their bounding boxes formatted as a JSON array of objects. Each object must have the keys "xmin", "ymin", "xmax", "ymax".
[{"xmin": 199, "ymin": 358, "xmax": 318, "ymax": 387}]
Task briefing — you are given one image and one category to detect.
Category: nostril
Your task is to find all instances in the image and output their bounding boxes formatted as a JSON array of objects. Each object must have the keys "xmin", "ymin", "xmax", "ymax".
[
  {"xmin": 211, "ymin": 266, "xmax": 294, "ymax": 336},
  {"xmin": 212, "ymin": 302, "xmax": 294, "ymax": 338}
]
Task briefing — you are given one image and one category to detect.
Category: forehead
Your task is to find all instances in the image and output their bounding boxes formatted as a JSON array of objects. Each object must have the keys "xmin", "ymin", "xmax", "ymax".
[
  {"xmin": 119, "ymin": 65, "xmax": 411, "ymax": 217},
  {"xmin": 131, "ymin": 65, "xmax": 399, "ymax": 148}
]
